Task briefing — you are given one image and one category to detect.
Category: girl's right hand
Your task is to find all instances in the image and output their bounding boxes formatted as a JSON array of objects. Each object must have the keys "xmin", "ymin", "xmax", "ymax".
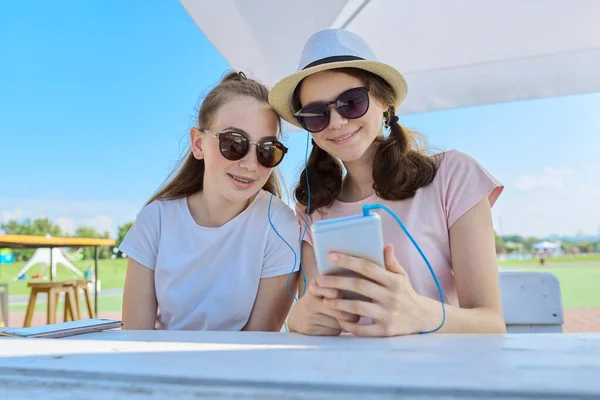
[{"xmin": 287, "ymin": 278, "xmax": 359, "ymax": 336}]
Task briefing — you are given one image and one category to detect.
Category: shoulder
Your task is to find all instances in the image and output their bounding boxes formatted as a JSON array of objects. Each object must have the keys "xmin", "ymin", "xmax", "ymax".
[
  {"xmin": 119, "ymin": 199, "xmax": 187, "ymax": 267},
  {"xmin": 136, "ymin": 197, "xmax": 181, "ymax": 217},
  {"xmin": 253, "ymin": 192, "xmax": 300, "ymax": 250},
  {"xmin": 135, "ymin": 200, "xmax": 161, "ymax": 222},
  {"xmin": 254, "ymin": 190, "xmax": 294, "ymax": 216},
  {"xmin": 432, "ymin": 149, "xmax": 499, "ymax": 185},
  {"xmin": 431, "ymin": 149, "xmax": 503, "ymax": 225},
  {"xmin": 294, "ymin": 200, "xmax": 330, "ymax": 223},
  {"xmin": 133, "ymin": 197, "xmax": 186, "ymax": 229},
  {"xmin": 435, "ymin": 149, "xmax": 480, "ymax": 171},
  {"xmin": 252, "ymin": 190, "xmax": 297, "ymax": 222}
]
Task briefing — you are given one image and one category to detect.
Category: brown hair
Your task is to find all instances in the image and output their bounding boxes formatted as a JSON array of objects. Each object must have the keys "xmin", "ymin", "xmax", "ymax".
[
  {"xmin": 147, "ymin": 71, "xmax": 283, "ymax": 204},
  {"xmin": 293, "ymin": 68, "xmax": 439, "ymax": 214}
]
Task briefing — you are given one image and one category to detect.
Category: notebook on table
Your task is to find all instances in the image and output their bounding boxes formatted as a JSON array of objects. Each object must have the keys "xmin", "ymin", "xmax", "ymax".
[{"xmin": 0, "ymin": 318, "xmax": 122, "ymax": 338}]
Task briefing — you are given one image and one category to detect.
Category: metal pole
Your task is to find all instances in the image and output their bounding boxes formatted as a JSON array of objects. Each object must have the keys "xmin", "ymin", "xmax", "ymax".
[
  {"xmin": 94, "ymin": 246, "xmax": 99, "ymax": 316},
  {"xmin": 49, "ymin": 246, "xmax": 54, "ymax": 281}
]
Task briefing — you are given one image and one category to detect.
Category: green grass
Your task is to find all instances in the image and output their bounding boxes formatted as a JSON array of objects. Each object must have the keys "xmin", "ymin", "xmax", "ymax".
[
  {"xmin": 9, "ymin": 294, "xmax": 123, "ymax": 313},
  {"xmin": 498, "ymin": 253, "xmax": 600, "ymax": 266},
  {"xmin": 1, "ymin": 258, "xmax": 127, "ymax": 314},
  {"xmin": 0, "ymin": 258, "xmax": 127, "ymax": 296},
  {"xmin": 2, "ymin": 255, "xmax": 599, "ymax": 314},
  {"xmin": 499, "ymin": 255, "xmax": 600, "ymax": 308}
]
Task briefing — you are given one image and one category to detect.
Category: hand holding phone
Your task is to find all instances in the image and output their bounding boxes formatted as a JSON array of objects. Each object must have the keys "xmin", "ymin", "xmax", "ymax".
[{"xmin": 311, "ymin": 213, "xmax": 385, "ymax": 301}]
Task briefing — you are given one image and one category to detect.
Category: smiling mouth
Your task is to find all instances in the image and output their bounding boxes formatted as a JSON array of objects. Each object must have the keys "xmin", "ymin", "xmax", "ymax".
[
  {"xmin": 329, "ymin": 128, "xmax": 360, "ymax": 143},
  {"xmin": 228, "ymin": 173, "xmax": 254, "ymax": 184}
]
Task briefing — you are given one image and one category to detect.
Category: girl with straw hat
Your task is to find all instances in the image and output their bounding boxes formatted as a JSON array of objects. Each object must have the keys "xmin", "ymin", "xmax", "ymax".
[{"xmin": 269, "ymin": 29, "xmax": 505, "ymax": 336}]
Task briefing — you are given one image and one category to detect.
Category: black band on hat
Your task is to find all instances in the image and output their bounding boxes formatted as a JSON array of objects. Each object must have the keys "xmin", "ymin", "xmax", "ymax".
[{"xmin": 303, "ymin": 55, "xmax": 365, "ymax": 70}]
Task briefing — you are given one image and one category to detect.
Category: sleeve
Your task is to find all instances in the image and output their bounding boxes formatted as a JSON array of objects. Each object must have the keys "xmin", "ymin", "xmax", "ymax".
[
  {"xmin": 261, "ymin": 203, "xmax": 302, "ymax": 278},
  {"xmin": 441, "ymin": 150, "xmax": 504, "ymax": 228},
  {"xmin": 295, "ymin": 202, "xmax": 314, "ymax": 247},
  {"xmin": 119, "ymin": 201, "xmax": 161, "ymax": 270}
]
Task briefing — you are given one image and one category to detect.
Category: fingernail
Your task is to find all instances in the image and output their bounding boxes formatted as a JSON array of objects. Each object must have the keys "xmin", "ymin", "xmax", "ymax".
[
  {"xmin": 317, "ymin": 276, "xmax": 325, "ymax": 285},
  {"xmin": 328, "ymin": 253, "xmax": 338, "ymax": 263}
]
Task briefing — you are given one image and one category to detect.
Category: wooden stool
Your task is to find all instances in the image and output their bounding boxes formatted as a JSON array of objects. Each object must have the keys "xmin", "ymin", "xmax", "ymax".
[
  {"xmin": 69, "ymin": 280, "xmax": 96, "ymax": 319},
  {"xmin": 23, "ymin": 281, "xmax": 79, "ymax": 327},
  {"xmin": 61, "ymin": 284, "xmax": 78, "ymax": 322}
]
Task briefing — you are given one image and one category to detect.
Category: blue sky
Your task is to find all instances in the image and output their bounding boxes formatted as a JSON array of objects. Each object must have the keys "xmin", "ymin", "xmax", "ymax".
[{"xmin": 1, "ymin": 2, "xmax": 599, "ymax": 238}]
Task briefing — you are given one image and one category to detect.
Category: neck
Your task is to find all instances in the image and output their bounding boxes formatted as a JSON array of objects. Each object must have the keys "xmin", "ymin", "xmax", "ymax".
[
  {"xmin": 187, "ymin": 186, "xmax": 253, "ymax": 228},
  {"xmin": 339, "ymin": 141, "xmax": 378, "ymax": 202}
]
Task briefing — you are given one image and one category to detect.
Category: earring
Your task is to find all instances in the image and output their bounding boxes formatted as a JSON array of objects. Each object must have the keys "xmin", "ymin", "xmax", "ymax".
[
  {"xmin": 383, "ymin": 111, "xmax": 390, "ymax": 129},
  {"xmin": 383, "ymin": 110, "xmax": 398, "ymax": 129}
]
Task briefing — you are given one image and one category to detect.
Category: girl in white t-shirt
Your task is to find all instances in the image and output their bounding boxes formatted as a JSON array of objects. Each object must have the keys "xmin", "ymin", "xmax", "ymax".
[{"xmin": 120, "ymin": 71, "xmax": 300, "ymax": 331}]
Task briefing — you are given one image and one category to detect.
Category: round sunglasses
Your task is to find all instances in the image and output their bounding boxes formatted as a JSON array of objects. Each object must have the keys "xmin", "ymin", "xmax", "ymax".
[
  {"xmin": 293, "ymin": 86, "xmax": 370, "ymax": 133},
  {"xmin": 203, "ymin": 129, "xmax": 288, "ymax": 168}
]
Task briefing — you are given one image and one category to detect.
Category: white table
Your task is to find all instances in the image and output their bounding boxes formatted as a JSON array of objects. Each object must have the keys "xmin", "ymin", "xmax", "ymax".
[{"xmin": 1, "ymin": 331, "xmax": 599, "ymax": 399}]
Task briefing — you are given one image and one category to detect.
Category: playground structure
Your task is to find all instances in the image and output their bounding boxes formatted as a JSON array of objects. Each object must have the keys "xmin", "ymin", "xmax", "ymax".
[
  {"xmin": 0, "ymin": 234, "xmax": 116, "ymax": 317},
  {"xmin": 12, "ymin": 247, "xmax": 84, "ymax": 281}
]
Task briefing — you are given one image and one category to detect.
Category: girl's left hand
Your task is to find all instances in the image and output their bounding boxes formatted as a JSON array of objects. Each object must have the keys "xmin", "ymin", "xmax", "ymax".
[{"xmin": 317, "ymin": 244, "xmax": 433, "ymax": 337}]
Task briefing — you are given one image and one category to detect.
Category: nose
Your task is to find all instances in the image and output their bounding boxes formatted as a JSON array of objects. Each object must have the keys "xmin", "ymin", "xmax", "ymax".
[
  {"xmin": 239, "ymin": 143, "xmax": 259, "ymax": 170},
  {"xmin": 328, "ymin": 105, "xmax": 347, "ymax": 130}
]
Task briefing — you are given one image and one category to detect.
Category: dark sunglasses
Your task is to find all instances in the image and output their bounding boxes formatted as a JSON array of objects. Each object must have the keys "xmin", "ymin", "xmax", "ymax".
[
  {"xmin": 293, "ymin": 86, "xmax": 370, "ymax": 133},
  {"xmin": 204, "ymin": 129, "xmax": 288, "ymax": 168}
]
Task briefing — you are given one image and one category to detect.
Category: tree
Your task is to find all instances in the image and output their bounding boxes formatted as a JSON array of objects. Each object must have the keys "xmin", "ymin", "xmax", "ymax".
[
  {"xmin": 0, "ymin": 218, "xmax": 63, "ymax": 261},
  {"xmin": 561, "ymin": 242, "xmax": 575, "ymax": 254},
  {"xmin": 1, "ymin": 217, "xmax": 63, "ymax": 237},
  {"xmin": 503, "ymin": 241, "xmax": 524, "ymax": 254},
  {"xmin": 494, "ymin": 230, "xmax": 505, "ymax": 253},
  {"xmin": 523, "ymin": 236, "xmax": 540, "ymax": 252},
  {"xmin": 500, "ymin": 235, "xmax": 540, "ymax": 252},
  {"xmin": 73, "ymin": 226, "xmax": 111, "ymax": 259},
  {"xmin": 575, "ymin": 241, "xmax": 598, "ymax": 254},
  {"xmin": 117, "ymin": 222, "xmax": 133, "ymax": 247},
  {"xmin": 115, "ymin": 221, "xmax": 133, "ymax": 257}
]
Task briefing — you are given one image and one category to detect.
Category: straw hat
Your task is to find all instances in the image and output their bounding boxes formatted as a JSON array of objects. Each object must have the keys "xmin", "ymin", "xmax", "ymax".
[{"xmin": 269, "ymin": 28, "xmax": 408, "ymax": 129}]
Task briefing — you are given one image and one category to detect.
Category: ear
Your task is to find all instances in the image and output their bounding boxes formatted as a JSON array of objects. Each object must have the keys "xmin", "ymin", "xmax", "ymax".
[{"xmin": 190, "ymin": 128, "xmax": 204, "ymax": 160}]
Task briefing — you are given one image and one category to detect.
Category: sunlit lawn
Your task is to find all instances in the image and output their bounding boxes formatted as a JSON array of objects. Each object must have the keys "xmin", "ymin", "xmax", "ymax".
[{"xmin": 2, "ymin": 254, "xmax": 599, "ymax": 313}]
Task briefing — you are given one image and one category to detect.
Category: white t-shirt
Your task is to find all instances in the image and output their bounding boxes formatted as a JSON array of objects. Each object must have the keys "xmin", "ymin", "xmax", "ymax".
[{"xmin": 119, "ymin": 190, "xmax": 300, "ymax": 331}]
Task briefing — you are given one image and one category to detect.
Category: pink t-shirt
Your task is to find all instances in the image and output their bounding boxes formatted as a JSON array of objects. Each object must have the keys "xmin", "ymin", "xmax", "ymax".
[{"xmin": 297, "ymin": 149, "xmax": 503, "ymax": 307}]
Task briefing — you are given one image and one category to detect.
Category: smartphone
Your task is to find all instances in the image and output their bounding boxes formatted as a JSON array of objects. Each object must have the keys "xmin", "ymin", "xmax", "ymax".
[{"xmin": 311, "ymin": 212, "xmax": 384, "ymax": 301}]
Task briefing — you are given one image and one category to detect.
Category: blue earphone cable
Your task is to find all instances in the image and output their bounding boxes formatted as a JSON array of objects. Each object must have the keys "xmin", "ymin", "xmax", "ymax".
[
  {"xmin": 267, "ymin": 193, "xmax": 299, "ymax": 302},
  {"xmin": 272, "ymin": 129, "xmax": 444, "ymax": 334},
  {"xmin": 362, "ymin": 204, "xmax": 446, "ymax": 334},
  {"xmin": 298, "ymin": 131, "xmax": 311, "ymax": 295},
  {"xmin": 267, "ymin": 132, "xmax": 311, "ymax": 302}
]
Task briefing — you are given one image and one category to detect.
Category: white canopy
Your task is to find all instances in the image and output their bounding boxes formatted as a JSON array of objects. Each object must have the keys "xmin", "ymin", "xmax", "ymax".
[
  {"xmin": 13, "ymin": 248, "xmax": 83, "ymax": 281},
  {"xmin": 532, "ymin": 241, "xmax": 561, "ymax": 250},
  {"xmin": 180, "ymin": 0, "xmax": 600, "ymax": 115}
]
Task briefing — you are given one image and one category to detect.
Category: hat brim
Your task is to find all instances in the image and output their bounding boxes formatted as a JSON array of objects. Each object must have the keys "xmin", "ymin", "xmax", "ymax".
[{"xmin": 268, "ymin": 60, "xmax": 408, "ymax": 130}]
